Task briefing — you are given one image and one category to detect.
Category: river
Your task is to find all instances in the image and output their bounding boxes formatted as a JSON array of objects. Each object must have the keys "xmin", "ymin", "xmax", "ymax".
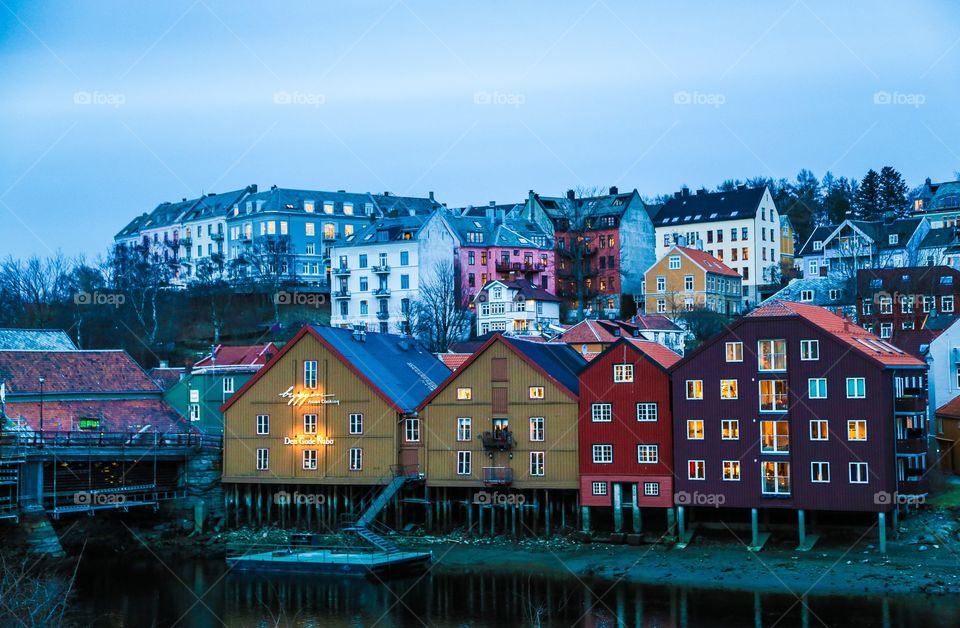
[{"xmin": 70, "ymin": 556, "xmax": 960, "ymax": 627}]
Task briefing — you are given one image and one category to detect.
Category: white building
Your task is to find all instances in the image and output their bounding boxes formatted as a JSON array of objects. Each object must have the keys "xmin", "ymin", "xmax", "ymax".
[
  {"xmin": 653, "ymin": 185, "xmax": 781, "ymax": 308},
  {"xmin": 472, "ymin": 279, "xmax": 561, "ymax": 336}
]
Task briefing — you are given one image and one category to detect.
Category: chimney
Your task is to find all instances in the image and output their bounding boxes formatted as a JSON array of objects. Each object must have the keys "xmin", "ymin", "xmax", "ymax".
[
  {"xmin": 609, "ymin": 186, "xmax": 618, "ymax": 195},
  {"xmin": 337, "ymin": 189, "xmax": 345, "ymax": 193},
  {"xmin": 271, "ymin": 184, "xmax": 278, "ymax": 190},
  {"xmin": 159, "ymin": 360, "xmax": 169, "ymax": 369},
  {"xmin": 383, "ymin": 191, "xmax": 391, "ymax": 197},
  {"xmin": 673, "ymin": 191, "xmax": 682, "ymax": 199},
  {"xmin": 566, "ymin": 189, "xmax": 576, "ymax": 201},
  {"xmin": 681, "ymin": 186, "xmax": 690, "ymax": 197},
  {"xmin": 429, "ymin": 191, "xmax": 435, "ymax": 202},
  {"xmin": 495, "ymin": 208, "xmax": 505, "ymax": 225},
  {"xmin": 248, "ymin": 184, "xmax": 258, "ymax": 193},
  {"xmin": 489, "ymin": 200, "xmax": 496, "ymax": 207},
  {"xmin": 696, "ymin": 188, "xmax": 706, "ymax": 196},
  {"xmin": 486, "ymin": 205, "xmax": 495, "ymax": 221}
]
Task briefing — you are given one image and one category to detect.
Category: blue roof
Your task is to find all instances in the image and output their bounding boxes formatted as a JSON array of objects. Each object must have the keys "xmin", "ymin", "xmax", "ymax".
[
  {"xmin": 310, "ymin": 326, "xmax": 450, "ymax": 413},
  {"xmin": 501, "ymin": 336, "xmax": 585, "ymax": 395},
  {"xmin": 0, "ymin": 329, "xmax": 77, "ymax": 351}
]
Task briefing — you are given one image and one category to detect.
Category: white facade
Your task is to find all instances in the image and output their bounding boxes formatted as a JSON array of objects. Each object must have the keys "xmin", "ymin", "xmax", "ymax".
[
  {"xmin": 924, "ymin": 319, "xmax": 960, "ymax": 422},
  {"xmin": 473, "ymin": 281, "xmax": 560, "ymax": 336},
  {"xmin": 653, "ymin": 188, "xmax": 781, "ymax": 307}
]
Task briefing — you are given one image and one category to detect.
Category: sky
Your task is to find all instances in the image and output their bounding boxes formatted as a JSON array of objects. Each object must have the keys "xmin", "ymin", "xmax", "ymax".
[{"xmin": 1, "ymin": 0, "xmax": 959, "ymax": 260}]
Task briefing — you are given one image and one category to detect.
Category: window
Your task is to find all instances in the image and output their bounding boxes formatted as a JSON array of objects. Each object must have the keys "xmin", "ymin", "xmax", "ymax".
[
  {"xmin": 256, "ymin": 448, "xmax": 269, "ymax": 471},
  {"xmin": 725, "ymin": 342, "xmax": 743, "ymax": 362},
  {"xmin": 849, "ymin": 462, "xmax": 869, "ymax": 484},
  {"xmin": 761, "ymin": 461, "xmax": 791, "ymax": 495},
  {"xmin": 189, "ymin": 404, "xmax": 200, "ymax": 421},
  {"xmin": 643, "ymin": 482, "xmax": 660, "ymax": 496},
  {"xmin": 880, "ymin": 323, "xmax": 893, "ymax": 339},
  {"xmin": 592, "ymin": 481, "xmax": 608, "ymax": 496},
  {"xmin": 923, "ymin": 296, "xmax": 935, "ymax": 312},
  {"xmin": 684, "ymin": 275, "xmax": 694, "ymax": 291},
  {"xmin": 303, "ymin": 414, "xmax": 318, "ymax": 434},
  {"xmin": 636, "ymin": 402, "xmax": 658, "ymax": 422},
  {"xmin": 720, "ymin": 379, "xmax": 738, "ymax": 399},
  {"xmin": 760, "ymin": 420, "xmax": 790, "ymax": 453},
  {"xmin": 808, "ymin": 378, "xmax": 827, "ymax": 399},
  {"xmin": 530, "ymin": 451, "xmax": 545, "ymax": 476},
  {"xmin": 846, "ymin": 378, "xmax": 866, "ymax": 398},
  {"xmin": 529, "ymin": 417, "xmax": 545, "ymax": 441},
  {"xmin": 305, "ymin": 222, "xmax": 315, "ymax": 237},
  {"xmin": 862, "ymin": 301, "xmax": 872, "ymax": 315},
  {"xmin": 303, "ymin": 449, "xmax": 318, "ymax": 470},
  {"xmin": 457, "ymin": 417, "xmax": 471, "ymax": 441},
  {"xmin": 809, "ymin": 419, "xmax": 828, "ymax": 441},
  {"xmin": 256, "ymin": 414, "xmax": 269, "ymax": 435},
  {"xmin": 399, "ymin": 250, "xmax": 410, "ymax": 266},
  {"xmin": 637, "ymin": 444, "xmax": 659, "ymax": 463},
  {"xmin": 591, "ymin": 403, "xmax": 612, "ymax": 422},
  {"xmin": 758, "ymin": 339, "xmax": 787, "ymax": 371},
  {"xmin": 722, "ymin": 460, "xmax": 741, "ymax": 481},
  {"xmin": 811, "ymin": 461, "xmax": 830, "ymax": 483},
  {"xmin": 457, "ymin": 451, "xmax": 471, "ymax": 475},
  {"xmin": 686, "ymin": 380, "xmax": 703, "ymax": 400},
  {"xmin": 349, "ymin": 413, "xmax": 363, "ymax": 435},
  {"xmin": 190, "ymin": 389, "xmax": 200, "ymax": 403},
  {"xmin": 900, "ymin": 295, "xmax": 914, "ymax": 314},
  {"xmin": 847, "ymin": 419, "xmax": 867, "ymax": 441},
  {"xmin": 613, "ymin": 363, "xmax": 634, "ymax": 382},
  {"xmin": 592, "ymin": 444, "xmax": 614, "ymax": 464},
  {"xmin": 529, "ymin": 386, "xmax": 544, "ymax": 399},
  {"xmin": 687, "ymin": 420, "xmax": 704, "ymax": 440},
  {"xmin": 800, "ymin": 340, "xmax": 819, "ymax": 361},
  {"xmin": 759, "ymin": 379, "xmax": 788, "ymax": 412},
  {"xmin": 800, "ymin": 289, "xmax": 814, "ymax": 302},
  {"xmin": 656, "ymin": 276, "xmax": 666, "ymax": 292},
  {"xmin": 223, "ymin": 377, "xmax": 235, "ymax": 394},
  {"xmin": 457, "ymin": 387, "xmax": 472, "ymax": 400},
  {"xmin": 688, "ymin": 460, "xmax": 705, "ymax": 480},
  {"xmin": 943, "ymin": 295, "xmax": 955, "ymax": 313},
  {"xmin": 668, "ymin": 255, "xmax": 681, "ymax": 270},
  {"xmin": 721, "ymin": 419, "xmax": 739, "ymax": 440},
  {"xmin": 889, "ymin": 234, "xmax": 899, "ymax": 245},
  {"xmin": 879, "ymin": 296, "xmax": 892, "ymax": 314},
  {"xmin": 304, "ymin": 360, "xmax": 318, "ymax": 388},
  {"xmin": 349, "ymin": 448, "xmax": 363, "ymax": 471},
  {"xmin": 405, "ymin": 417, "xmax": 421, "ymax": 442}
]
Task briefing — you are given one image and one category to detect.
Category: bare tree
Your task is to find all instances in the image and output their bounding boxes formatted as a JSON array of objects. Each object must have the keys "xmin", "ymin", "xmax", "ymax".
[
  {"xmin": 109, "ymin": 242, "xmax": 175, "ymax": 346},
  {"xmin": 0, "ymin": 253, "xmax": 75, "ymax": 327},
  {"xmin": 412, "ymin": 260, "xmax": 470, "ymax": 352},
  {"xmin": 0, "ymin": 550, "xmax": 77, "ymax": 627},
  {"xmin": 552, "ymin": 186, "xmax": 607, "ymax": 321},
  {"xmin": 231, "ymin": 236, "xmax": 298, "ymax": 323}
]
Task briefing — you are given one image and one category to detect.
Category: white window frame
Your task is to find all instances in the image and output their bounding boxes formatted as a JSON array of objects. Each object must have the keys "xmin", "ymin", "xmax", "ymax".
[
  {"xmin": 847, "ymin": 419, "xmax": 867, "ymax": 441},
  {"xmin": 808, "ymin": 378, "xmax": 827, "ymax": 399},
  {"xmin": 591, "ymin": 403, "xmax": 612, "ymax": 422},
  {"xmin": 721, "ymin": 419, "xmax": 739, "ymax": 440},
  {"xmin": 456, "ymin": 451, "xmax": 471, "ymax": 475},
  {"xmin": 720, "ymin": 379, "xmax": 738, "ymax": 399},
  {"xmin": 456, "ymin": 387, "xmax": 472, "ymax": 400},
  {"xmin": 761, "ymin": 461, "xmax": 791, "ymax": 495},
  {"xmin": 725, "ymin": 342, "xmax": 743, "ymax": 362},
  {"xmin": 256, "ymin": 448, "xmax": 269, "ymax": 471},
  {"xmin": 456, "ymin": 417, "xmax": 471, "ymax": 441},
  {"xmin": 811, "ymin": 461, "xmax": 830, "ymax": 483},
  {"xmin": 636, "ymin": 402, "xmax": 658, "ymax": 422},
  {"xmin": 592, "ymin": 481, "xmax": 608, "ymax": 496},
  {"xmin": 528, "ymin": 386, "xmax": 545, "ymax": 399},
  {"xmin": 189, "ymin": 404, "xmax": 200, "ymax": 421},
  {"xmin": 759, "ymin": 379, "xmax": 788, "ymax": 412},
  {"xmin": 800, "ymin": 339, "xmax": 819, "ymax": 361},
  {"xmin": 529, "ymin": 416, "xmax": 545, "ymax": 442},
  {"xmin": 349, "ymin": 413, "xmax": 363, "ymax": 435},
  {"xmin": 636, "ymin": 444, "xmax": 658, "ymax": 464},
  {"xmin": 256, "ymin": 414, "xmax": 269, "ymax": 435},
  {"xmin": 613, "ymin": 363, "xmax": 634, "ymax": 383},
  {"xmin": 223, "ymin": 377, "xmax": 235, "ymax": 394},
  {"xmin": 643, "ymin": 482, "xmax": 660, "ymax": 496},
  {"xmin": 530, "ymin": 451, "xmax": 545, "ymax": 476},
  {"xmin": 304, "ymin": 360, "xmax": 318, "ymax": 388},
  {"xmin": 846, "ymin": 378, "xmax": 866, "ymax": 399},
  {"xmin": 758, "ymin": 339, "xmax": 787, "ymax": 371},
  {"xmin": 809, "ymin": 419, "xmax": 829, "ymax": 441},
  {"xmin": 687, "ymin": 419, "xmax": 704, "ymax": 440},
  {"xmin": 686, "ymin": 380, "xmax": 703, "ymax": 400},
  {"xmin": 303, "ymin": 413, "xmax": 318, "ymax": 434},
  {"xmin": 688, "ymin": 459, "xmax": 705, "ymax": 480},
  {"xmin": 405, "ymin": 417, "xmax": 421, "ymax": 442},
  {"xmin": 302, "ymin": 449, "xmax": 318, "ymax": 470},
  {"xmin": 592, "ymin": 444, "xmax": 613, "ymax": 464},
  {"xmin": 349, "ymin": 448, "xmax": 363, "ymax": 471},
  {"xmin": 722, "ymin": 460, "xmax": 741, "ymax": 481},
  {"xmin": 849, "ymin": 462, "xmax": 869, "ymax": 484},
  {"xmin": 760, "ymin": 419, "xmax": 790, "ymax": 453}
]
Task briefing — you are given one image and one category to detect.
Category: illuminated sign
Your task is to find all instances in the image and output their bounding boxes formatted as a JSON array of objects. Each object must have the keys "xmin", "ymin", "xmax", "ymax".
[
  {"xmin": 278, "ymin": 386, "xmax": 341, "ymax": 407},
  {"xmin": 283, "ymin": 435, "xmax": 335, "ymax": 446}
]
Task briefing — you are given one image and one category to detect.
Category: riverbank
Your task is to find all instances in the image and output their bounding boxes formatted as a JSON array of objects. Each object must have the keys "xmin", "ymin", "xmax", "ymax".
[{"xmin": 50, "ymin": 505, "xmax": 960, "ymax": 598}]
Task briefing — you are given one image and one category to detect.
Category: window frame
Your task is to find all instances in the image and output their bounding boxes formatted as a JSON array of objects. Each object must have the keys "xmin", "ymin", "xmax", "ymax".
[
  {"xmin": 529, "ymin": 416, "xmax": 545, "ymax": 442},
  {"xmin": 687, "ymin": 419, "xmax": 704, "ymax": 440},
  {"xmin": 721, "ymin": 419, "xmax": 739, "ymax": 440},
  {"xmin": 808, "ymin": 378, "xmax": 827, "ymax": 399},
  {"xmin": 636, "ymin": 444, "xmax": 659, "ymax": 464},
  {"xmin": 303, "ymin": 413, "xmax": 318, "ymax": 434},
  {"xmin": 686, "ymin": 379, "xmax": 703, "ymax": 400},
  {"xmin": 722, "ymin": 460, "xmax": 741, "ymax": 481},
  {"xmin": 255, "ymin": 448, "xmax": 269, "ymax": 471},
  {"xmin": 809, "ymin": 419, "xmax": 829, "ymax": 441},
  {"xmin": 591, "ymin": 403, "xmax": 612, "ymax": 422},
  {"xmin": 592, "ymin": 444, "xmax": 614, "ymax": 464},
  {"xmin": 725, "ymin": 342, "xmax": 743, "ymax": 362},
  {"xmin": 613, "ymin": 363, "xmax": 634, "ymax": 383},
  {"xmin": 847, "ymin": 419, "xmax": 867, "ymax": 441},
  {"xmin": 302, "ymin": 449, "xmax": 318, "ymax": 470},
  {"xmin": 799, "ymin": 339, "xmax": 819, "ymax": 361},
  {"xmin": 256, "ymin": 414, "xmax": 269, "ymax": 435},
  {"xmin": 848, "ymin": 461, "xmax": 869, "ymax": 484},
  {"xmin": 636, "ymin": 402, "xmax": 658, "ymax": 422},
  {"xmin": 811, "ymin": 461, "xmax": 830, "ymax": 483},
  {"xmin": 846, "ymin": 377, "xmax": 866, "ymax": 399}
]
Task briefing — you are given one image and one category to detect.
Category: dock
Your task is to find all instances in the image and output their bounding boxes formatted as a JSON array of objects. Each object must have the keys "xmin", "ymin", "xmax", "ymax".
[{"xmin": 227, "ymin": 545, "xmax": 432, "ymax": 576}]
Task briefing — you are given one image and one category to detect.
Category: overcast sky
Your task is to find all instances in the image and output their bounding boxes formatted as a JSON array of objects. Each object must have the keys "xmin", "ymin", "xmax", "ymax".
[{"xmin": 1, "ymin": 0, "xmax": 958, "ymax": 259}]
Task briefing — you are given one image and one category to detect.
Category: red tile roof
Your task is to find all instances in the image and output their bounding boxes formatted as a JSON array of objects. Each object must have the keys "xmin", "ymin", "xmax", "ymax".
[
  {"xmin": 748, "ymin": 300, "xmax": 926, "ymax": 367},
  {"xmin": 631, "ymin": 315, "xmax": 682, "ymax": 331},
  {"xmin": 437, "ymin": 353, "xmax": 471, "ymax": 371},
  {"xmin": 3, "ymin": 399, "xmax": 191, "ymax": 433},
  {"xmin": 194, "ymin": 343, "xmax": 278, "ymax": 367},
  {"xmin": 677, "ymin": 246, "xmax": 740, "ymax": 277},
  {"xmin": 0, "ymin": 351, "xmax": 161, "ymax": 394},
  {"xmin": 148, "ymin": 367, "xmax": 185, "ymax": 391},
  {"xmin": 625, "ymin": 338, "xmax": 682, "ymax": 369},
  {"xmin": 559, "ymin": 319, "xmax": 619, "ymax": 344},
  {"xmin": 936, "ymin": 395, "xmax": 960, "ymax": 420}
]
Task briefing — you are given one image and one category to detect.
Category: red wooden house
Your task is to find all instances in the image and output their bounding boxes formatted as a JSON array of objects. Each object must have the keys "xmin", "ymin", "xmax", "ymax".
[{"xmin": 578, "ymin": 337, "xmax": 680, "ymax": 533}]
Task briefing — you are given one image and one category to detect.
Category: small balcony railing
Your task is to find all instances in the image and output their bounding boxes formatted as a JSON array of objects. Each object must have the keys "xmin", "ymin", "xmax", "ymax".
[
  {"xmin": 481, "ymin": 430, "xmax": 513, "ymax": 452},
  {"xmin": 496, "ymin": 261, "xmax": 545, "ymax": 273},
  {"xmin": 333, "ymin": 290, "xmax": 351, "ymax": 299},
  {"xmin": 896, "ymin": 437, "xmax": 927, "ymax": 455},
  {"xmin": 376, "ymin": 311, "xmax": 390, "ymax": 320},
  {"xmin": 482, "ymin": 467, "xmax": 513, "ymax": 486},
  {"xmin": 898, "ymin": 477, "xmax": 929, "ymax": 496},
  {"xmin": 211, "ymin": 232, "xmax": 224, "ymax": 241},
  {"xmin": 372, "ymin": 265, "xmax": 390, "ymax": 274},
  {"xmin": 895, "ymin": 397, "xmax": 926, "ymax": 413},
  {"xmin": 373, "ymin": 288, "xmax": 391, "ymax": 297},
  {"xmin": 332, "ymin": 267, "xmax": 351, "ymax": 276}
]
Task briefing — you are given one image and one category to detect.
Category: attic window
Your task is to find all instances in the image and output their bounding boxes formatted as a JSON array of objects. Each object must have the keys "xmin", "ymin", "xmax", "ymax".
[
  {"xmin": 612, "ymin": 197, "xmax": 627, "ymax": 206},
  {"xmin": 869, "ymin": 278, "xmax": 882, "ymax": 288},
  {"xmin": 889, "ymin": 234, "xmax": 899, "ymax": 245},
  {"xmin": 285, "ymin": 203, "xmax": 295, "ymax": 209},
  {"xmin": 941, "ymin": 276, "xmax": 954, "ymax": 285},
  {"xmin": 709, "ymin": 213, "xmax": 718, "ymax": 219},
  {"xmin": 829, "ymin": 289, "xmax": 840, "ymax": 300},
  {"xmin": 473, "ymin": 221, "xmax": 483, "ymax": 229},
  {"xmin": 729, "ymin": 211, "xmax": 738, "ymax": 217},
  {"xmin": 800, "ymin": 289, "xmax": 814, "ymax": 302},
  {"xmin": 694, "ymin": 215, "xmax": 702, "ymax": 220},
  {"xmin": 813, "ymin": 241, "xmax": 823, "ymax": 251},
  {"xmin": 78, "ymin": 417, "xmax": 101, "ymax": 430}
]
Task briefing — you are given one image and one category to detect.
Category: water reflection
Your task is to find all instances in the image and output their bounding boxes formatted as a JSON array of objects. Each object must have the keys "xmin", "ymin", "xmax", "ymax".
[{"xmin": 73, "ymin": 557, "xmax": 960, "ymax": 627}]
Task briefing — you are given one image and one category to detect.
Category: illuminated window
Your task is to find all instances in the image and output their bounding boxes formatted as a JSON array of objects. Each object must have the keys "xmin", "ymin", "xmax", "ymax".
[
  {"xmin": 809, "ymin": 420, "xmax": 828, "ymax": 441},
  {"xmin": 404, "ymin": 417, "xmax": 420, "ymax": 442},
  {"xmin": 303, "ymin": 414, "xmax": 317, "ymax": 434},
  {"xmin": 303, "ymin": 449, "xmax": 318, "ymax": 470},
  {"xmin": 687, "ymin": 419, "xmax": 704, "ymax": 440},
  {"xmin": 721, "ymin": 419, "xmax": 739, "ymax": 440},
  {"xmin": 720, "ymin": 379, "xmax": 738, "ymax": 399},
  {"xmin": 529, "ymin": 417, "xmax": 545, "ymax": 442},
  {"xmin": 530, "ymin": 451, "xmax": 545, "ymax": 475},
  {"xmin": 685, "ymin": 380, "xmax": 703, "ymax": 400},
  {"xmin": 760, "ymin": 420, "xmax": 790, "ymax": 453},
  {"xmin": 725, "ymin": 342, "xmax": 743, "ymax": 362},
  {"xmin": 847, "ymin": 419, "xmax": 867, "ymax": 441},
  {"xmin": 722, "ymin": 460, "xmax": 741, "ymax": 481},
  {"xmin": 529, "ymin": 386, "xmax": 545, "ymax": 399},
  {"xmin": 190, "ymin": 389, "xmax": 200, "ymax": 403},
  {"xmin": 613, "ymin": 363, "xmax": 634, "ymax": 382},
  {"xmin": 637, "ymin": 444, "xmax": 658, "ymax": 463},
  {"xmin": 758, "ymin": 339, "xmax": 787, "ymax": 371},
  {"xmin": 457, "ymin": 387, "xmax": 472, "ymax": 400},
  {"xmin": 761, "ymin": 461, "xmax": 791, "ymax": 495},
  {"xmin": 759, "ymin": 379, "xmax": 787, "ymax": 412},
  {"xmin": 688, "ymin": 459, "xmax": 705, "ymax": 480}
]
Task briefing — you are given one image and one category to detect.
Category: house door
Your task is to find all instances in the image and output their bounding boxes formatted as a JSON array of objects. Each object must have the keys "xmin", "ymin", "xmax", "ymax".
[{"xmin": 399, "ymin": 447, "xmax": 419, "ymax": 476}]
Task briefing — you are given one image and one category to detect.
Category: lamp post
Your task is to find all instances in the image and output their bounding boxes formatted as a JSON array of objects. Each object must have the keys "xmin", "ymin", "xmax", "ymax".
[{"xmin": 38, "ymin": 376, "xmax": 45, "ymax": 437}]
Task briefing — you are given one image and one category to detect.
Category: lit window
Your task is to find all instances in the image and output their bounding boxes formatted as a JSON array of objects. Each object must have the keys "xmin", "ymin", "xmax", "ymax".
[
  {"xmin": 256, "ymin": 414, "xmax": 269, "ymax": 435},
  {"xmin": 847, "ymin": 419, "xmax": 867, "ymax": 441},
  {"xmin": 686, "ymin": 380, "xmax": 703, "ymax": 400},
  {"xmin": 457, "ymin": 387, "xmax": 472, "ymax": 400},
  {"xmin": 846, "ymin": 378, "xmax": 866, "ymax": 398},
  {"xmin": 811, "ymin": 461, "xmax": 830, "ymax": 483},
  {"xmin": 302, "ymin": 449, "xmax": 318, "ymax": 470},
  {"xmin": 613, "ymin": 363, "xmax": 634, "ymax": 383},
  {"xmin": 849, "ymin": 462, "xmax": 869, "ymax": 484},
  {"xmin": 800, "ymin": 340, "xmax": 819, "ymax": 361},
  {"xmin": 636, "ymin": 402, "xmax": 658, "ymax": 422},
  {"xmin": 404, "ymin": 417, "xmax": 421, "ymax": 442},
  {"xmin": 688, "ymin": 459, "xmax": 705, "ymax": 480},
  {"xmin": 758, "ymin": 339, "xmax": 787, "ymax": 371},
  {"xmin": 762, "ymin": 461, "xmax": 791, "ymax": 495},
  {"xmin": 529, "ymin": 417, "xmax": 545, "ymax": 442},
  {"xmin": 760, "ymin": 420, "xmax": 790, "ymax": 453},
  {"xmin": 721, "ymin": 419, "xmax": 739, "ymax": 440},
  {"xmin": 304, "ymin": 360, "xmax": 318, "ymax": 388},
  {"xmin": 720, "ymin": 379, "xmax": 738, "ymax": 399},
  {"xmin": 591, "ymin": 403, "xmax": 612, "ymax": 422},
  {"xmin": 456, "ymin": 417, "xmax": 471, "ymax": 441},
  {"xmin": 759, "ymin": 379, "xmax": 788, "ymax": 412},
  {"xmin": 722, "ymin": 460, "xmax": 741, "ymax": 481},
  {"xmin": 637, "ymin": 444, "xmax": 659, "ymax": 463},
  {"xmin": 303, "ymin": 414, "xmax": 318, "ymax": 434},
  {"xmin": 808, "ymin": 378, "xmax": 827, "ymax": 399},
  {"xmin": 349, "ymin": 448, "xmax": 363, "ymax": 471},
  {"xmin": 809, "ymin": 419, "xmax": 828, "ymax": 441},
  {"xmin": 529, "ymin": 386, "xmax": 545, "ymax": 399},
  {"xmin": 687, "ymin": 419, "xmax": 704, "ymax": 440},
  {"xmin": 725, "ymin": 342, "xmax": 743, "ymax": 362}
]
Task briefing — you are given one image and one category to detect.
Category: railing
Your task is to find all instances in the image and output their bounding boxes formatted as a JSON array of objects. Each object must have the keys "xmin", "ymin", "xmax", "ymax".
[
  {"xmin": 481, "ymin": 430, "xmax": 513, "ymax": 451},
  {"xmin": 482, "ymin": 466, "xmax": 513, "ymax": 486},
  {"xmin": 373, "ymin": 288, "xmax": 391, "ymax": 297},
  {"xmin": 376, "ymin": 311, "xmax": 390, "ymax": 320},
  {"xmin": 372, "ymin": 265, "xmax": 390, "ymax": 274},
  {"xmin": 896, "ymin": 433, "xmax": 927, "ymax": 454},
  {"xmin": 332, "ymin": 267, "xmax": 351, "ymax": 276},
  {"xmin": 333, "ymin": 290, "xmax": 351, "ymax": 298},
  {"xmin": 0, "ymin": 431, "xmax": 222, "ymax": 450},
  {"xmin": 898, "ymin": 478, "xmax": 929, "ymax": 495},
  {"xmin": 895, "ymin": 397, "xmax": 926, "ymax": 413},
  {"xmin": 211, "ymin": 232, "xmax": 224, "ymax": 241},
  {"xmin": 495, "ymin": 261, "xmax": 546, "ymax": 273}
]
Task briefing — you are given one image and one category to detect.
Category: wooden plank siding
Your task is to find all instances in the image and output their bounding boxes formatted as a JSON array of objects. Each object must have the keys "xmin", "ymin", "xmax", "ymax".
[
  {"xmin": 420, "ymin": 339, "xmax": 579, "ymax": 489},
  {"xmin": 671, "ymin": 317, "xmax": 908, "ymax": 513},
  {"xmin": 223, "ymin": 333, "xmax": 400, "ymax": 484}
]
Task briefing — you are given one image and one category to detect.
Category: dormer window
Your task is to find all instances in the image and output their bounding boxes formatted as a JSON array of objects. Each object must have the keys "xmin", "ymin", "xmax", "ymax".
[
  {"xmin": 813, "ymin": 241, "xmax": 823, "ymax": 251},
  {"xmin": 492, "ymin": 288, "xmax": 502, "ymax": 299},
  {"xmin": 889, "ymin": 234, "xmax": 899, "ymax": 245},
  {"xmin": 800, "ymin": 289, "xmax": 814, "ymax": 302},
  {"xmin": 304, "ymin": 201, "xmax": 315, "ymax": 213}
]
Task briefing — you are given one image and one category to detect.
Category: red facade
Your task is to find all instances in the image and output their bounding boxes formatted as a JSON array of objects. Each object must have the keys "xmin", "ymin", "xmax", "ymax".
[{"xmin": 578, "ymin": 338, "xmax": 678, "ymax": 508}]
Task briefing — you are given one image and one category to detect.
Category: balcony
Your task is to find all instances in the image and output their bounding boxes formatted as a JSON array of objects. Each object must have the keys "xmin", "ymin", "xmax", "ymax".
[
  {"xmin": 372, "ymin": 265, "xmax": 390, "ymax": 274},
  {"xmin": 373, "ymin": 288, "xmax": 391, "ymax": 298},
  {"xmin": 557, "ymin": 266, "xmax": 597, "ymax": 279},
  {"xmin": 495, "ymin": 261, "xmax": 546, "ymax": 273},
  {"xmin": 332, "ymin": 267, "xmax": 351, "ymax": 277},
  {"xmin": 180, "ymin": 237, "xmax": 193, "ymax": 247},
  {"xmin": 323, "ymin": 234, "xmax": 337, "ymax": 242},
  {"xmin": 481, "ymin": 430, "xmax": 513, "ymax": 452},
  {"xmin": 211, "ymin": 232, "xmax": 224, "ymax": 241},
  {"xmin": 895, "ymin": 396, "xmax": 926, "ymax": 414},
  {"xmin": 332, "ymin": 290, "xmax": 351, "ymax": 299},
  {"xmin": 164, "ymin": 238, "xmax": 181, "ymax": 249},
  {"xmin": 896, "ymin": 436, "xmax": 927, "ymax": 455},
  {"xmin": 376, "ymin": 311, "xmax": 390, "ymax": 320},
  {"xmin": 556, "ymin": 244, "xmax": 597, "ymax": 258},
  {"xmin": 898, "ymin": 477, "xmax": 929, "ymax": 496},
  {"xmin": 482, "ymin": 467, "xmax": 514, "ymax": 486}
]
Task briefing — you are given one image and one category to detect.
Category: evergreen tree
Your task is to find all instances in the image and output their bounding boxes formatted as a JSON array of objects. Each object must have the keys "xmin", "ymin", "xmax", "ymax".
[
  {"xmin": 822, "ymin": 171, "xmax": 855, "ymax": 224},
  {"xmin": 854, "ymin": 169, "xmax": 881, "ymax": 220},
  {"xmin": 878, "ymin": 166, "xmax": 910, "ymax": 217}
]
